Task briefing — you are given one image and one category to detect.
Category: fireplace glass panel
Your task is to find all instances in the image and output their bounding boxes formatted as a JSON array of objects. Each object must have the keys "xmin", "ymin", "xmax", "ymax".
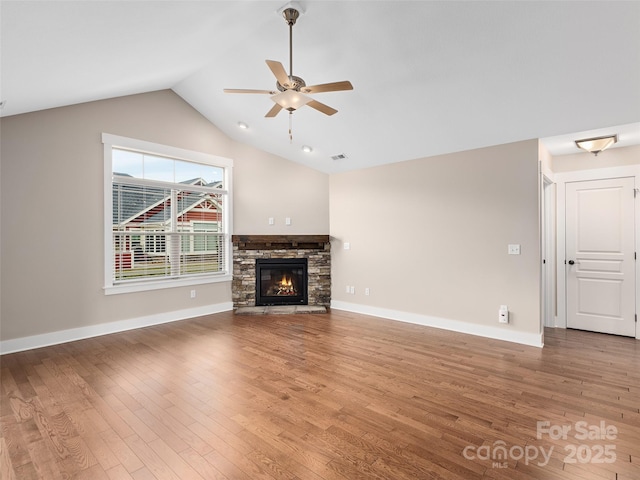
[{"xmin": 256, "ymin": 259, "xmax": 308, "ymax": 306}]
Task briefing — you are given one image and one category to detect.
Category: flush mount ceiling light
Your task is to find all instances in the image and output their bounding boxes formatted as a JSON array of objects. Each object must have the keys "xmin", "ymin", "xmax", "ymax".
[
  {"xmin": 575, "ymin": 134, "xmax": 618, "ymax": 156},
  {"xmin": 237, "ymin": 121, "xmax": 249, "ymax": 129},
  {"xmin": 301, "ymin": 145, "xmax": 313, "ymax": 153}
]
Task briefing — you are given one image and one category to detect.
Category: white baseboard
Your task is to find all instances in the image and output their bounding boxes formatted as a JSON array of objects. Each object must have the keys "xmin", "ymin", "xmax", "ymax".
[
  {"xmin": 331, "ymin": 301, "xmax": 544, "ymax": 348},
  {"xmin": 2, "ymin": 301, "xmax": 544, "ymax": 354},
  {"xmin": 0, "ymin": 302, "xmax": 233, "ymax": 355}
]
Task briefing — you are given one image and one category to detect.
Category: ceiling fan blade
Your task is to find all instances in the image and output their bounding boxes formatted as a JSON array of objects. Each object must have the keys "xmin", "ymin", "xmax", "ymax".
[
  {"xmin": 223, "ymin": 88, "xmax": 276, "ymax": 94},
  {"xmin": 306, "ymin": 100, "xmax": 338, "ymax": 116},
  {"xmin": 301, "ymin": 81, "xmax": 354, "ymax": 94},
  {"xmin": 266, "ymin": 60, "xmax": 291, "ymax": 88},
  {"xmin": 265, "ymin": 103, "xmax": 283, "ymax": 118}
]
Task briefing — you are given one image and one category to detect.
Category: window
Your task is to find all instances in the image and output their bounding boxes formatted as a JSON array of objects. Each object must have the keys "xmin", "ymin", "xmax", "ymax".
[{"xmin": 103, "ymin": 134, "xmax": 233, "ymax": 294}]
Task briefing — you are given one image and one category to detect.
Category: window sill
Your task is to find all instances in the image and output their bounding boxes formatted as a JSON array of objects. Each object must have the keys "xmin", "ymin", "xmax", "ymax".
[{"xmin": 104, "ymin": 273, "xmax": 232, "ymax": 295}]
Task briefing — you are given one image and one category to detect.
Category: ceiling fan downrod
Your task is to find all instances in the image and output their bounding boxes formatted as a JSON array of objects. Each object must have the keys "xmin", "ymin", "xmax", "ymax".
[{"xmin": 282, "ymin": 8, "xmax": 299, "ymax": 79}]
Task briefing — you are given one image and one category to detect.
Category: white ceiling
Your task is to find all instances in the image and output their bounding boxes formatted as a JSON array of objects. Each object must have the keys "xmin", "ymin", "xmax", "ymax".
[{"xmin": 1, "ymin": 1, "xmax": 639, "ymax": 174}]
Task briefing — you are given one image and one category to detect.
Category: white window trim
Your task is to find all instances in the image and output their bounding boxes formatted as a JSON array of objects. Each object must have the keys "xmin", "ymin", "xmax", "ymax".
[{"xmin": 103, "ymin": 133, "xmax": 233, "ymax": 295}]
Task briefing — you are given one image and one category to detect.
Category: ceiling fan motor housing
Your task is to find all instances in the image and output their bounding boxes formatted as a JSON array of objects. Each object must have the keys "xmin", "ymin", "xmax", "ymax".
[{"xmin": 277, "ymin": 75, "xmax": 306, "ymax": 92}]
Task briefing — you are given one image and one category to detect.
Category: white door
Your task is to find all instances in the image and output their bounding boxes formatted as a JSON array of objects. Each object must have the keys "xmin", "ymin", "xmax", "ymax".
[{"xmin": 566, "ymin": 177, "xmax": 636, "ymax": 337}]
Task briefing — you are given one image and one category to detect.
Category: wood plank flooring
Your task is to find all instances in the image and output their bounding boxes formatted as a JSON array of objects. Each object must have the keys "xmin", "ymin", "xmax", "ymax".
[{"xmin": 2, "ymin": 310, "xmax": 639, "ymax": 479}]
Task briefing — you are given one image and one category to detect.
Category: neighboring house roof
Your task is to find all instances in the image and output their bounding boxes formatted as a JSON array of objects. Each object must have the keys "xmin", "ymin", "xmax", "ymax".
[
  {"xmin": 143, "ymin": 192, "xmax": 221, "ymax": 225},
  {"xmin": 113, "ymin": 174, "xmax": 222, "ymax": 226},
  {"xmin": 113, "ymin": 175, "xmax": 167, "ymax": 225},
  {"xmin": 179, "ymin": 177, "xmax": 223, "ymax": 189}
]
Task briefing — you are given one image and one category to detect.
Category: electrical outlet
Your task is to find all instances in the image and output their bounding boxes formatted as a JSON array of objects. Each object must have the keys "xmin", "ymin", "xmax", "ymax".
[
  {"xmin": 350, "ymin": 286, "xmax": 355, "ymax": 294},
  {"xmin": 365, "ymin": 288, "xmax": 370, "ymax": 296},
  {"xmin": 268, "ymin": 217, "xmax": 274, "ymax": 225},
  {"xmin": 499, "ymin": 305, "xmax": 509, "ymax": 323},
  {"xmin": 346, "ymin": 285, "xmax": 350, "ymax": 293},
  {"xmin": 508, "ymin": 244, "xmax": 521, "ymax": 255},
  {"xmin": 285, "ymin": 217, "xmax": 291, "ymax": 225},
  {"xmin": 190, "ymin": 289, "xmax": 196, "ymax": 299},
  {"xmin": 344, "ymin": 242, "xmax": 350, "ymax": 250}
]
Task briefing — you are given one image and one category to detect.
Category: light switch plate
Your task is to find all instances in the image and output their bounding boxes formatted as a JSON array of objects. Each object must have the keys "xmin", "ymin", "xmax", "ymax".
[{"xmin": 508, "ymin": 244, "xmax": 521, "ymax": 255}]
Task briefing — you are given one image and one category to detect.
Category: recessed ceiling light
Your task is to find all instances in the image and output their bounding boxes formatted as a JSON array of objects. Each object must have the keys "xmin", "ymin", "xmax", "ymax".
[
  {"xmin": 237, "ymin": 121, "xmax": 249, "ymax": 129},
  {"xmin": 301, "ymin": 145, "xmax": 313, "ymax": 153}
]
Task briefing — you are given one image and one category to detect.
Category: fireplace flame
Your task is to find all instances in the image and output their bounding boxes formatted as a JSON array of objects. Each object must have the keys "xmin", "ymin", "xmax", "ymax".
[{"xmin": 277, "ymin": 275, "xmax": 295, "ymax": 295}]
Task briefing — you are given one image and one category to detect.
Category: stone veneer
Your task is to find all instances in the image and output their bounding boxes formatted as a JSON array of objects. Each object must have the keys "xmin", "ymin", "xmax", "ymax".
[{"xmin": 232, "ymin": 235, "xmax": 331, "ymax": 308}]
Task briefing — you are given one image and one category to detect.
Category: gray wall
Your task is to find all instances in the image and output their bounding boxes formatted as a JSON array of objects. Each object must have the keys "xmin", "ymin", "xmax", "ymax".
[
  {"xmin": 0, "ymin": 90, "xmax": 329, "ymax": 341},
  {"xmin": 1, "ymin": 89, "xmax": 548, "ymax": 347},
  {"xmin": 330, "ymin": 140, "xmax": 542, "ymax": 338}
]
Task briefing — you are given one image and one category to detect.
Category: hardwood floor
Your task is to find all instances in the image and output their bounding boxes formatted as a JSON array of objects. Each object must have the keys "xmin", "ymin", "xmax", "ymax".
[{"xmin": 2, "ymin": 310, "xmax": 639, "ymax": 479}]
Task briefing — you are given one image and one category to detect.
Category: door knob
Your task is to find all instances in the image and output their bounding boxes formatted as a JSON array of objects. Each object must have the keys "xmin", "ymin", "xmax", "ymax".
[{"xmin": 568, "ymin": 260, "xmax": 575, "ymax": 265}]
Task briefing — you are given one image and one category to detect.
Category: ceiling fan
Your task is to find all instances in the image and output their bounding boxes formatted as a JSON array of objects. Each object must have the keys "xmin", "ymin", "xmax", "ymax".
[{"xmin": 224, "ymin": 6, "xmax": 353, "ymax": 118}]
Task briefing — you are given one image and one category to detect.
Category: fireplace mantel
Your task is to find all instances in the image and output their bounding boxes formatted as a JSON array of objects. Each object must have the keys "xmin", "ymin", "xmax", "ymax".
[{"xmin": 232, "ymin": 235, "xmax": 330, "ymax": 250}]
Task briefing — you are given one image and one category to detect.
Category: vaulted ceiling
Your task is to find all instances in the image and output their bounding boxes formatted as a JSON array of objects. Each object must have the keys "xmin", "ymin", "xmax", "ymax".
[{"xmin": 1, "ymin": 1, "xmax": 639, "ymax": 173}]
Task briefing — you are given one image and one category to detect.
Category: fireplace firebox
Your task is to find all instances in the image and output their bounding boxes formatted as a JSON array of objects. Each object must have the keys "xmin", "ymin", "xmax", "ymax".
[{"xmin": 255, "ymin": 258, "xmax": 308, "ymax": 306}]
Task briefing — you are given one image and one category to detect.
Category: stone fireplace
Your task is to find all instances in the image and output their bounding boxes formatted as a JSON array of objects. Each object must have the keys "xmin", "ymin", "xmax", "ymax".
[{"xmin": 232, "ymin": 235, "xmax": 330, "ymax": 309}]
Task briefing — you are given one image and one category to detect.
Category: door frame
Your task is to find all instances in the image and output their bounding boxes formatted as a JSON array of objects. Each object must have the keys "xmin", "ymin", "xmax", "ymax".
[
  {"xmin": 555, "ymin": 164, "xmax": 640, "ymax": 339},
  {"xmin": 542, "ymin": 175, "xmax": 556, "ymax": 329}
]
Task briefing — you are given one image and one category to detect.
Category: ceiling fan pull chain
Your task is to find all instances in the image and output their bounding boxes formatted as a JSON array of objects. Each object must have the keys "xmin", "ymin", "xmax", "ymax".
[{"xmin": 289, "ymin": 111, "xmax": 293, "ymax": 143}]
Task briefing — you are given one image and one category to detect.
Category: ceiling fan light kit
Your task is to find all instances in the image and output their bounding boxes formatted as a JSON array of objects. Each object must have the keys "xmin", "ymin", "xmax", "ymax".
[
  {"xmin": 224, "ymin": 3, "xmax": 353, "ymax": 141},
  {"xmin": 271, "ymin": 89, "xmax": 312, "ymax": 111}
]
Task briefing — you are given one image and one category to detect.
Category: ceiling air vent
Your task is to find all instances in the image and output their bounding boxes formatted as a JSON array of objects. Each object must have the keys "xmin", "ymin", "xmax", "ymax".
[{"xmin": 331, "ymin": 153, "xmax": 348, "ymax": 161}]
